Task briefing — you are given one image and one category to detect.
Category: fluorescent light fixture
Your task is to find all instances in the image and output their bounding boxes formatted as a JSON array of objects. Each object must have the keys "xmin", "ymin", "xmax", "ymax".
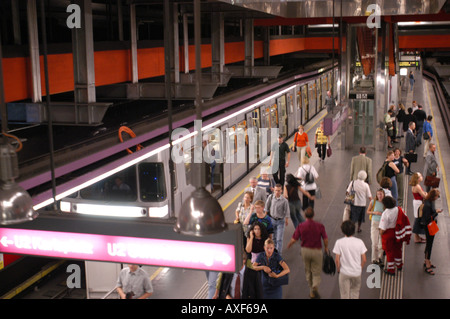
[
  {"xmin": 400, "ymin": 68, "xmax": 408, "ymax": 76},
  {"xmin": 73, "ymin": 203, "xmax": 146, "ymax": 218},
  {"xmin": 60, "ymin": 201, "xmax": 71, "ymax": 212},
  {"xmin": 149, "ymin": 205, "xmax": 169, "ymax": 218},
  {"xmin": 308, "ymin": 24, "xmax": 339, "ymax": 28}
]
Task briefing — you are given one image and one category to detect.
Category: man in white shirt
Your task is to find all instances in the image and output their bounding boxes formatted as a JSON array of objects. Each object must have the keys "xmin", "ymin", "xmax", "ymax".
[{"xmin": 333, "ymin": 220, "xmax": 367, "ymax": 299}]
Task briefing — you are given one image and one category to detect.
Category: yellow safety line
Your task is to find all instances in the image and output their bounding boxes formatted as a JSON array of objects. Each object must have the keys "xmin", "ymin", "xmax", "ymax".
[
  {"xmin": 425, "ymin": 81, "xmax": 450, "ymax": 215},
  {"xmin": 1, "ymin": 260, "xmax": 66, "ymax": 299},
  {"xmin": 222, "ymin": 111, "xmax": 327, "ymax": 211},
  {"xmin": 150, "ymin": 266, "xmax": 164, "ymax": 281}
]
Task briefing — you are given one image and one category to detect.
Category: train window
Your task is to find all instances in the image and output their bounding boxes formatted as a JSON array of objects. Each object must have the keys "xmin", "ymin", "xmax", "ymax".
[
  {"xmin": 237, "ymin": 120, "xmax": 248, "ymax": 146},
  {"xmin": 139, "ymin": 163, "xmax": 167, "ymax": 202},
  {"xmin": 270, "ymin": 104, "xmax": 278, "ymax": 128},
  {"xmin": 297, "ymin": 89, "xmax": 302, "ymax": 109},
  {"xmin": 204, "ymin": 128, "xmax": 221, "ymax": 163},
  {"xmin": 288, "ymin": 94, "xmax": 294, "ymax": 114},
  {"xmin": 251, "ymin": 109, "xmax": 261, "ymax": 131},
  {"xmin": 228, "ymin": 126, "xmax": 236, "ymax": 154},
  {"xmin": 184, "ymin": 146, "xmax": 194, "ymax": 186},
  {"xmin": 80, "ymin": 166, "xmax": 137, "ymax": 201}
]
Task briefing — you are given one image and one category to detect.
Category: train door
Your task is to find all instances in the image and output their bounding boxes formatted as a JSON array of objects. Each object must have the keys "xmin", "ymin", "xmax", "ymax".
[
  {"xmin": 260, "ymin": 106, "xmax": 272, "ymax": 163},
  {"xmin": 286, "ymin": 93, "xmax": 295, "ymax": 136},
  {"xmin": 246, "ymin": 109, "xmax": 261, "ymax": 170},
  {"xmin": 302, "ymin": 85, "xmax": 309, "ymax": 122},
  {"xmin": 295, "ymin": 87, "xmax": 301, "ymax": 128},
  {"xmin": 317, "ymin": 78, "xmax": 323, "ymax": 111},
  {"xmin": 221, "ymin": 124, "xmax": 232, "ymax": 190},
  {"xmin": 233, "ymin": 119, "xmax": 248, "ymax": 181},
  {"xmin": 277, "ymin": 95, "xmax": 288, "ymax": 138},
  {"xmin": 203, "ymin": 128, "xmax": 222, "ymax": 195}
]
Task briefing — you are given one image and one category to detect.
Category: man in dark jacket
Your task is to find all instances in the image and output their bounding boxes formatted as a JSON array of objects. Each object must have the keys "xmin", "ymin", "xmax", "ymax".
[
  {"xmin": 213, "ymin": 254, "xmax": 263, "ymax": 299},
  {"xmin": 405, "ymin": 121, "xmax": 417, "ymax": 175},
  {"xmin": 413, "ymin": 105, "xmax": 427, "ymax": 146}
]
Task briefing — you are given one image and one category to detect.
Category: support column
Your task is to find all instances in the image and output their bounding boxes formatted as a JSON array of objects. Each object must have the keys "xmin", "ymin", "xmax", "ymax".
[
  {"xmin": 173, "ymin": 3, "xmax": 180, "ymax": 84},
  {"xmin": 374, "ymin": 21, "xmax": 388, "ymax": 151},
  {"xmin": 182, "ymin": 10, "xmax": 189, "ymax": 74},
  {"xmin": 130, "ymin": 3, "xmax": 138, "ymax": 84},
  {"xmin": 27, "ymin": 0, "xmax": 41, "ymax": 103},
  {"xmin": 244, "ymin": 19, "xmax": 254, "ymax": 77},
  {"xmin": 72, "ymin": 0, "xmax": 96, "ymax": 104},
  {"xmin": 263, "ymin": 26, "xmax": 270, "ymax": 66},
  {"xmin": 12, "ymin": 0, "xmax": 21, "ymax": 45},
  {"xmin": 117, "ymin": 0, "xmax": 124, "ymax": 41},
  {"xmin": 211, "ymin": 12, "xmax": 224, "ymax": 80}
]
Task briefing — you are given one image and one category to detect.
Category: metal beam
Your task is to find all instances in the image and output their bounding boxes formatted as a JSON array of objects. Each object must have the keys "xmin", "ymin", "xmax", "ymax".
[
  {"xmin": 27, "ymin": 0, "xmax": 42, "ymax": 103},
  {"xmin": 72, "ymin": 0, "xmax": 96, "ymax": 104},
  {"xmin": 130, "ymin": 3, "xmax": 139, "ymax": 84}
]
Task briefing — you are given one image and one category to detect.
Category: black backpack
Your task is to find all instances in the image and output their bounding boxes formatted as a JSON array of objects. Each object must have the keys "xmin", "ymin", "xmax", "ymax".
[{"xmin": 303, "ymin": 166, "xmax": 315, "ymax": 184}]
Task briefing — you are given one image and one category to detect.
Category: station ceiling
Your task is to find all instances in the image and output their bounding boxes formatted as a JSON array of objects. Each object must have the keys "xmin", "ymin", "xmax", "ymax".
[{"xmin": 216, "ymin": 0, "xmax": 449, "ymax": 18}]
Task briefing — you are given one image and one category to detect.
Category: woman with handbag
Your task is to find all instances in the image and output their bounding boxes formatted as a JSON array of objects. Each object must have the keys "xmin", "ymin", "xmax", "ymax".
[
  {"xmin": 293, "ymin": 125, "xmax": 310, "ymax": 165},
  {"xmin": 409, "ymin": 173, "xmax": 427, "ymax": 243},
  {"xmin": 346, "ymin": 170, "xmax": 372, "ymax": 233},
  {"xmin": 421, "ymin": 189, "xmax": 443, "ymax": 275},
  {"xmin": 367, "ymin": 188, "xmax": 385, "ymax": 266},
  {"xmin": 253, "ymin": 238, "xmax": 290, "ymax": 299}
]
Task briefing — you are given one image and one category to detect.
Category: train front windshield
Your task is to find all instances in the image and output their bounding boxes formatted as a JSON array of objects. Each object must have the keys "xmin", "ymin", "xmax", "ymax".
[{"xmin": 79, "ymin": 163, "xmax": 166, "ymax": 202}]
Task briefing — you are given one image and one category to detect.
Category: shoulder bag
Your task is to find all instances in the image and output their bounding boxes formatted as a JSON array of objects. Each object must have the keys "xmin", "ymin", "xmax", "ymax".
[
  {"xmin": 428, "ymin": 217, "xmax": 439, "ymax": 236},
  {"xmin": 424, "ymin": 175, "xmax": 440, "ymax": 188},
  {"xmin": 344, "ymin": 181, "xmax": 355, "ymax": 205},
  {"xmin": 291, "ymin": 133, "xmax": 298, "ymax": 152}
]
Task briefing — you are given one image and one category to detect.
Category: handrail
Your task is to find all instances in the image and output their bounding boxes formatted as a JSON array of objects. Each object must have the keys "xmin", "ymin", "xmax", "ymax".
[{"xmin": 101, "ymin": 287, "xmax": 118, "ymax": 299}]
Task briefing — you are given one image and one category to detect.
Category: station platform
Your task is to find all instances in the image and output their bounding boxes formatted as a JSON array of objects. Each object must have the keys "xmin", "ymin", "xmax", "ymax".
[
  {"xmin": 140, "ymin": 67, "xmax": 450, "ymax": 300},
  {"xmin": 16, "ymin": 68, "xmax": 450, "ymax": 300}
]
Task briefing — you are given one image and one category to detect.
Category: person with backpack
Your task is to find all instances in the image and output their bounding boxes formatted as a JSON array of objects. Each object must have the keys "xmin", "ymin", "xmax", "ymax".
[
  {"xmin": 296, "ymin": 156, "xmax": 319, "ymax": 211},
  {"xmin": 333, "ymin": 220, "xmax": 367, "ymax": 299},
  {"xmin": 284, "ymin": 174, "xmax": 315, "ymax": 229}
]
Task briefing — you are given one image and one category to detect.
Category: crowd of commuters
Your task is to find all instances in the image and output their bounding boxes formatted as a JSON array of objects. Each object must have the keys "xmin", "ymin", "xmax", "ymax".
[
  {"xmin": 214, "ymin": 95, "xmax": 443, "ymax": 299},
  {"xmin": 114, "ymin": 94, "xmax": 443, "ymax": 300}
]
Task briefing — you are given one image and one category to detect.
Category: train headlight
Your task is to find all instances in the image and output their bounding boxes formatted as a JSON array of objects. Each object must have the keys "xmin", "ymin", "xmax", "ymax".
[{"xmin": 149, "ymin": 205, "xmax": 168, "ymax": 218}]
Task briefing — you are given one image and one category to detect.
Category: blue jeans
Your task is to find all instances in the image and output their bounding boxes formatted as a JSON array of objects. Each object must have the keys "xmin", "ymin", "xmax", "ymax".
[
  {"xmin": 390, "ymin": 176, "xmax": 398, "ymax": 204},
  {"xmin": 205, "ymin": 271, "xmax": 218, "ymax": 299},
  {"xmin": 289, "ymin": 200, "xmax": 304, "ymax": 229},
  {"xmin": 271, "ymin": 217, "xmax": 286, "ymax": 254}
]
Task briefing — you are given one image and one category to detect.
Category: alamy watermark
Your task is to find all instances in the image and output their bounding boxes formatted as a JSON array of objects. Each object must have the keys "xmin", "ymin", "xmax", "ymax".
[
  {"xmin": 171, "ymin": 120, "xmax": 281, "ymax": 171},
  {"xmin": 66, "ymin": 264, "xmax": 81, "ymax": 289},
  {"xmin": 66, "ymin": 4, "xmax": 81, "ymax": 29},
  {"xmin": 366, "ymin": 4, "xmax": 381, "ymax": 29}
]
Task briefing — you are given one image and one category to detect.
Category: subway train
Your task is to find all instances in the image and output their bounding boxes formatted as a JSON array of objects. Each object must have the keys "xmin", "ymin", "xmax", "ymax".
[{"xmin": 58, "ymin": 64, "xmax": 338, "ymax": 219}]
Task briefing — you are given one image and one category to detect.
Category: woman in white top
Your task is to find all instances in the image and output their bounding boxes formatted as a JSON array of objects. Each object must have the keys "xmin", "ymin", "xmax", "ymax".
[
  {"xmin": 346, "ymin": 170, "xmax": 372, "ymax": 233},
  {"xmin": 296, "ymin": 156, "xmax": 319, "ymax": 211}
]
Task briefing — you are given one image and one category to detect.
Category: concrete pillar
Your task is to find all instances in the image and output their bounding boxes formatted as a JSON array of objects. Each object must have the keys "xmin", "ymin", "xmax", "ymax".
[{"xmin": 72, "ymin": 0, "xmax": 96, "ymax": 103}]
